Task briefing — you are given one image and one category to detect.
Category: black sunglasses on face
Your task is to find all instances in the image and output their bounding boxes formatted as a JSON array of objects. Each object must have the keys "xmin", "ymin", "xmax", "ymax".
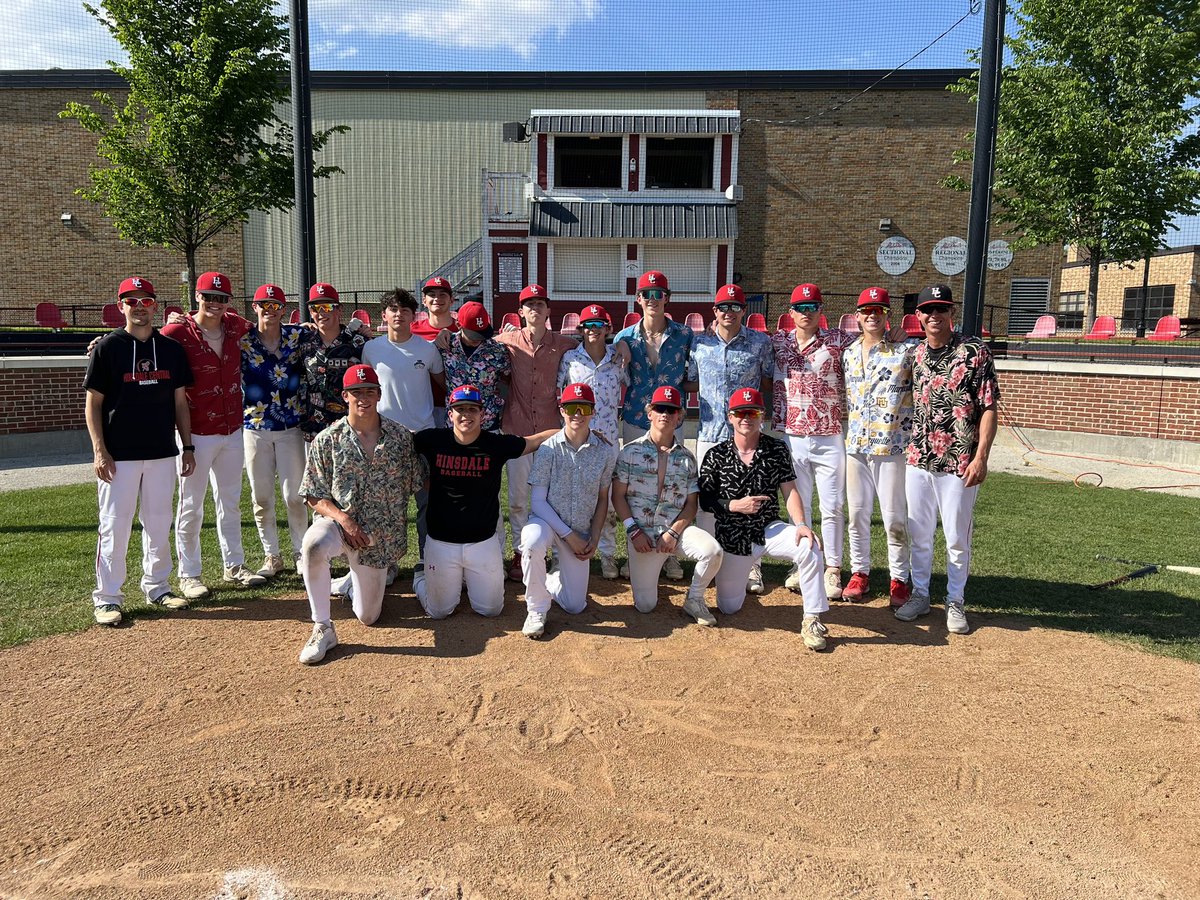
[
  {"xmin": 921, "ymin": 304, "xmax": 952, "ymax": 315},
  {"xmin": 651, "ymin": 404, "xmax": 678, "ymax": 414},
  {"xmin": 714, "ymin": 303, "xmax": 743, "ymax": 314}
]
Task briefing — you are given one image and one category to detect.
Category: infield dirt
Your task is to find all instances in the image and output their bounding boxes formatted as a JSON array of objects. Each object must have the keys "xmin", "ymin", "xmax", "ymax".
[{"xmin": 2, "ymin": 577, "xmax": 1197, "ymax": 899}]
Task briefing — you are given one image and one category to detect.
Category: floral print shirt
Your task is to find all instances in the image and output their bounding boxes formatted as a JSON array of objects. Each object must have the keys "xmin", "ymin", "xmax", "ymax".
[
  {"xmin": 240, "ymin": 324, "xmax": 309, "ymax": 431},
  {"xmin": 614, "ymin": 318, "xmax": 693, "ymax": 430},
  {"xmin": 771, "ymin": 327, "xmax": 856, "ymax": 437},
  {"xmin": 842, "ymin": 338, "xmax": 917, "ymax": 457},
  {"xmin": 299, "ymin": 416, "xmax": 427, "ymax": 569},
  {"xmin": 299, "ymin": 326, "xmax": 367, "ymax": 440},
  {"xmin": 615, "ymin": 433, "xmax": 698, "ymax": 541},
  {"xmin": 906, "ymin": 335, "xmax": 1000, "ymax": 476},
  {"xmin": 439, "ymin": 335, "xmax": 512, "ymax": 432},
  {"xmin": 698, "ymin": 434, "xmax": 796, "ymax": 556},
  {"xmin": 557, "ymin": 344, "xmax": 627, "ymax": 446},
  {"xmin": 687, "ymin": 327, "xmax": 774, "ymax": 442}
]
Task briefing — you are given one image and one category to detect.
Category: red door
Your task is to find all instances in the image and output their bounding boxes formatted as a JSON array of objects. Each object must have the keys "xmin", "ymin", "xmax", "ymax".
[{"xmin": 491, "ymin": 243, "xmax": 528, "ymax": 321}]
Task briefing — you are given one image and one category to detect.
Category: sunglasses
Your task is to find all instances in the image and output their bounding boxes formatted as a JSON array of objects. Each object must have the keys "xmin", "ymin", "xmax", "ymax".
[
  {"xmin": 651, "ymin": 404, "xmax": 678, "ymax": 414},
  {"xmin": 256, "ymin": 301, "xmax": 284, "ymax": 312},
  {"xmin": 731, "ymin": 408, "xmax": 763, "ymax": 419},
  {"xmin": 122, "ymin": 297, "xmax": 156, "ymax": 308},
  {"xmin": 858, "ymin": 306, "xmax": 888, "ymax": 316},
  {"xmin": 714, "ymin": 303, "xmax": 743, "ymax": 314},
  {"xmin": 791, "ymin": 303, "xmax": 821, "ymax": 314},
  {"xmin": 580, "ymin": 321, "xmax": 608, "ymax": 330},
  {"xmin": 561, "ymin": 403, "xmax": 594, "ymax": 417},
  {"xmin": 308, "ymin": 302, "xmax": 338, "ymax": 313},
  {"xmin": 639, "ymin": 289, "xmax": 667, "ymax": 301},
  {"xmin": 921, "ymin": 304, "xmax": 952, "ymax": 315}
]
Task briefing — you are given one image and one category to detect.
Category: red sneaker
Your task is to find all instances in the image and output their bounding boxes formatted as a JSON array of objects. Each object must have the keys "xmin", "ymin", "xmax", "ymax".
[
  {"xmin": 889, "ymin": 579, "xmax": 911, "ymax": 608},
  {"xmin": 507, "ymin": 552, "xmax": 523, "ymax": 581},
  {"xmin": 842, "ymin": 571, "xmax": 870, "ymax": 601}
]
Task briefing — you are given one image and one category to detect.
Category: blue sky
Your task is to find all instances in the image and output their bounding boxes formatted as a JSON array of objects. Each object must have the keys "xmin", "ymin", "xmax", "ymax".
[{"xmin": 3, "ymin": 0, "xmax": 1196, "ymax": 244}]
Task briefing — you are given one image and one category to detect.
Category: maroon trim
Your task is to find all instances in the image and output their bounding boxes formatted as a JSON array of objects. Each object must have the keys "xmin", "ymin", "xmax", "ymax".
[
  {"xmin": 537, "ymin": 135, "xmax": 548, "ymax": 189},
  {"xmin": 626, "ymin": 244, "xmax": 638, "ymax": 260},
  {"xmin": 488, "ymin": 228, "xmax": 529, "ymax": 238},
  {"xmin": 627, "ymin": 134, "xmax": 640, "ymax": 191},
  {"xmin": 716, "ymin": 245, "xmax": 728, "ymax": 285},
  {"xmin": 626, "ymin": 276, "xmax": 637, "ymax": 295},
  {"xmin": 720, "ymin": 134, "xmax": 733, "ymax": 190},
  {"xmin": 537, "ymin": 242, "xmax": 548, "ymax": 287}
]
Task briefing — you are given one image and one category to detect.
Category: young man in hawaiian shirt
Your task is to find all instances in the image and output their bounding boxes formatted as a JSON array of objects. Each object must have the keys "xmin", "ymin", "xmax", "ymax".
[
  {"xmin": 612, "ymin": 385, "xmax": 724, "ymax": 626},
  {"xmin": 770, "ymin": 282, "xmax": 857, "ymax": 600},
  {"xmin": 682, "ymin": 283, "xmax": 774, "ymax": 593},
  {"xmin": 240, "ymin": 283, "xmax": 311, "ymax": 578},
  {"xmin": 518, "ymin": 383, "xmax": 617, "ymax": 639},
  {"xmin": 841, "ymin": 287, "xmax": 915, "ymax": 607},
  {"xmin": 557, "ymin": 302, "xmax": 627, "ymax": 578},
  {"xmin": 896, "ymin": 284, "xmax": 999, "ymax": 635},
  {"xmin": 613, "ymin": 271, "xmax": 693, "ymax": 582},
  {"xmin": 298, "ymin": 283, "xmax": 369, "ymax": 441},
  {"xmin": 697, "ymin": 388, "xmax": 830, "ymax": 649},
  {"xmin": 296, "ymin": 363, "xmax": 427, "ymax": 665},
  {"xmin": 435, "ymin": 300, "xmax": 512, "ymax": 433}
]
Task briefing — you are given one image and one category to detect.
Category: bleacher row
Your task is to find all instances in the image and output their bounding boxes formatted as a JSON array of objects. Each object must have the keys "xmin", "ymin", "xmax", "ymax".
[{"xmin": 1023, "ymin": 314, "xmax": 1185, "ymax": 341}]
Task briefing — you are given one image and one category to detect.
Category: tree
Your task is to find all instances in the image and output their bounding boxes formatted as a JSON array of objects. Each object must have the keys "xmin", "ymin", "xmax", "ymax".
[
  {"xmin": 60, "ymin": 0, "xmax": 345, "ymax": 301},
  {"xmin": 945, "ymin": 0, "xmax": 1200, "ymax": 328}
]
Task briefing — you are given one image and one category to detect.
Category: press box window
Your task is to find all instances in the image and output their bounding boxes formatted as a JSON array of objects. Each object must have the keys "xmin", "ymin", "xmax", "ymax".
[
  {"xmin": 1121, "ymin": 285, "xmax": 1175, "ymax": 329},
  {"xmin": 554, "ymin": 137, "xmax": 623, "ymax": 189},
  {"xmin": 645, "ymin": 138, "xmax": 715, "ymax": 190}
]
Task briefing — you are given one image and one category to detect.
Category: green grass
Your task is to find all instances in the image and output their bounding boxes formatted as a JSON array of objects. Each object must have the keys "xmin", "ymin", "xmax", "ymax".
[{"xmin": 1, "ymin": 472, "xmax": 1198, "ymax": 661}]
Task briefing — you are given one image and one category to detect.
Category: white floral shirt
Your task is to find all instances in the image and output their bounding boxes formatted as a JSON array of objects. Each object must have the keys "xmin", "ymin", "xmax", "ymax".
[
  {"xmin": 557, "ymin": 344, "xmax": 628, "ymax": 445},
  {"xmin": 842, "ymin": 338, "xmax": 916, "ymax": 456}
]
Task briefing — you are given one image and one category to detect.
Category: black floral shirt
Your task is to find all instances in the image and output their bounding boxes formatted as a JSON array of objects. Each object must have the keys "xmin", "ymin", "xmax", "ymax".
[
  {"xmin": 299, "ymin": 326, "xmax": 368, "ymax": 440},
  {"xmin": 698, "ymin": 434, "xmax": 796, "ymax": 556},
  {"xmin": 906, "ymin": 335, "xmax": 1000, "ymax": 476}
]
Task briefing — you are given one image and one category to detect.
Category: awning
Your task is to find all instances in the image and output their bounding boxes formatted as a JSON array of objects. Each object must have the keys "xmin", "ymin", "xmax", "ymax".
[
  {"xmin": 529, "ymin": 201, "xmax": 737, "ymax": 240},
  {"xmin": 528, "ymin": 113, "xmax": 740, "ymax": 135}
]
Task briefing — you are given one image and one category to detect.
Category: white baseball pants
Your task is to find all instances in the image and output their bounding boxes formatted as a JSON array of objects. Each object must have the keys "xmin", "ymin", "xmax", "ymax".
[
  {"xmin": 92, "ymin": 457, "xmax": 177, "ymax": 607},
  {"xmin": 506, "ymin": 453, "xmax": 534, "ymax": 549},
  {"xmin": 300, "ymin": 517, "xmax": 387, "ymax": 626},
  {"xmin": 627, "ymin": 526, "xmax": 723, "ymax": 613},
  {"xmin": 244, "ymin": 426, "xmax": 307, "ymax": 559},
  {"xmin": 416, "ymin": 535, "xmax": 505, "ymax": 618},
  {"xmin": 519, "ymin": 517, "xmax": 591, "ymax": 615},
  {"xmin": 712, "ymin": 521, "xmax": 829, "ymax": 616},
  {"xmin": 175, "ymin": 429, "xmax": 247, "ymax": 577},
  {"xmin": 785, "ymin": 433, "xmax": 846, "ymax": 568},
  {"xmin": 846, "ymin": 453, "xmax": 910, "ymax": 581},
  {"xmin": 693, "ymin": 439, "xmax": 719, "ymax": 535},
  {"xmin": 905, "ymin": 467, "xmax": 979, "ymax": 605}
]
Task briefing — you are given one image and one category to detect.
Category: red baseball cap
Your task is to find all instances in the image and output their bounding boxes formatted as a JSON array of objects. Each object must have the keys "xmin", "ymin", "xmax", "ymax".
[
  {"xmin": 196, "ymin": 271, "xmax": 232, "ymax": 296},
  {"xmin": 309, "ymin": 283, "xmax": 339, "ymax": 303},
  {"xmin": 650, "ymin": 385, "xmax": 683, "ymax": 409},
  {"xmin": 423, "ymin": 276, "xmax": 453, "ymax": 294},
  {"xmin": 715, "ymin": 284, "xmax": 746, "ymax": 306},
  {"xmin": 729, "ymin": 387, "xmax": 765, "ymax": 411},
  {"xmin": 342, "ymin": 363, "xmax": 380, "ymax": 390},
  {"xmin": 791, "ymin": 283, "xmax": 822, "ymax": 304},
  {"xmin": 519, "ymin": 284, "xmax": 548, "ymax": 304},
  {"xmin": 118, "ymin": 276, "xmax": 156, "ymax": 299},
  {"xmin": 560, "ymin": 383, "xmax": 596, "ymax": 406},
  {"xmin": 580, "ymin": 303, "xmax": 611, "ymax": 326},
  {"xmin": 857, "ymin": 287, "xmax": 891, "ymax": 309},
  {"xmin": 254, "ymin": 284, "xmax": 286, "ymax": 303},
  {"xmin": 457, "ymin": 301, "xmax": 492, "ymax": 338},
  {"xmin": 637, "ymin": 271, "xmax": 669, "ymax": 293}
]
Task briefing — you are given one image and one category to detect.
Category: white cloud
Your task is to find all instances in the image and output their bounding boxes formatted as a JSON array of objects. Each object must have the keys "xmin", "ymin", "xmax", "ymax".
[
  {"xmin": 311, "ymin": 0, "xmax": 601, "ymax": 58},
  {"xmin": 0, "ymin": 0, "xmax": 124, "ymax": 69}
]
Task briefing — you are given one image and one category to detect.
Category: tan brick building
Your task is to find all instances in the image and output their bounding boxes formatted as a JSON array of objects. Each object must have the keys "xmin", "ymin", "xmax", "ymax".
[{"xmin": 1058, "ymin": 246, "xmax": 1200, "ymax": 334}]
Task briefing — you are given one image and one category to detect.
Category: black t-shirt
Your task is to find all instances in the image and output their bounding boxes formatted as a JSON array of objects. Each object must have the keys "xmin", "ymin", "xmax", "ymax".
[
  {"xmin": 413, "ymin": 428, "xmax": 526, "ymax": 544},
  {"xmin": 83, "ymin": 328, "xmax": 193, "ymax": 461}
]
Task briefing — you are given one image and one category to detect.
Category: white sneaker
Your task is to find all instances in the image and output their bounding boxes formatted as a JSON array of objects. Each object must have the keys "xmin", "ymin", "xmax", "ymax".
[
  {"xmin": 299, "ymin": 622, "xmax": 337, "ymax": 665},
  {"xmin": 600, "ymin": 554, "xmax": 619, "ymax": 579},
  {"xmin": 256, "ymin": 555, "xmax": 286, "ymax": 578},
  {"xmin": 801, "ymin": 614, "xmax": 828, "ymax": 651},
  {"xmin": 824, "ymin": 569, "xmax": 843, "ymax": 599},
  {"xmin": 747, "ymin": 562, "xmax": 765, "ymax": 594},
  {"xmin": 94, "ymin": 604, "xmax": 122, "ymax": 626},
  {"xmin": 331, "ymin": 572, "xmax": 353, "ymax": 599},
  {"xmin": 682, "ymin": 593, "xmax": 716, "ymax": 626},
  {"xmin": 784, "ymin": 566, "xmax": 802, "ymax": 593},
  {"xmin": 178, "ymin": 576, "xmax": 210, "ymax": 600},
  {"xmin": 148, "ymin": 592, "xmax": 189, "ymax": 610},
  {"xmin": 946, "ymin": 602, "xmax": 970, "ymax": 635},
  {"xmin": 522, "ymin": 609, "xmax": 547, "ymax": 639},
  {"xmin": 663, "ymin": 555, "xmax": 685, "ymax": 581},
  {"xmin": 619, "ymin": 560, "xmax": 630, "ymax": 578},
  {"xmin": 224, "ymin": 564, "xmax": 267, "ymax": 587},
  {"xmin": 895, "ymin": 594, "xmax": 932, "ymax": 621}
]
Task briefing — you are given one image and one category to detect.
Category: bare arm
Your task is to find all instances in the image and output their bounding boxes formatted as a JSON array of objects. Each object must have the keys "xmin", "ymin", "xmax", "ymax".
[
  {"xmin": 612, "ymin": 478, "xmax": 654, "ymax": 554},
  {"xmin": 430, "ymin": 369, "xmax": 446, "ymax": 391},
  {"xmin": 173, "ymin": 387, "xmax": 195, "ymax": 477},
  {"xmin": 656, "ymin": 493, "xmax": 698, "ymax": 554},
  {"xmin": 963, "ymin": 406, "xmax": 997, "ymax": 488},
  {"xmin": 85, "ymin": 389, "xmax": 114, "ymax": 483},
  {"xmin": 521, "ymin": 428, "xmax": 560, "ymax": 456}
]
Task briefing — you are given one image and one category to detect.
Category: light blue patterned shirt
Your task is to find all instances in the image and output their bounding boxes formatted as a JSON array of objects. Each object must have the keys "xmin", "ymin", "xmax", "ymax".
[
  {"xmin": 614, "ymin": 318, "xmax": 693, "ymax": 430},
  {"xmin": 686, "ymin": 327, "xmax": 774, "ymax": 442}
]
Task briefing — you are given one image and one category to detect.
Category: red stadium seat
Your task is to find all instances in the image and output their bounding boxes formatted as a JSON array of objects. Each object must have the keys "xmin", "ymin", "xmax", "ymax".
[
  {"xmin": 163, "ymin": 305, "xmax": 184, "ymax": 323},
  {"xmin": 35, "ymin": 302, "xmax": 66, "ymax": 330},
  {"xmin": 902, "ymin": 314, "xmax": 923, "ymax": 337},
  {"xmin": 819, "ymin": 313, "xmax": 829, "ymax": 329},
  {"xmin": 101, "ymin": 303, "xmax": 125, "ymax": 328},
  {"xmin": 622, "ymin": 312, "xmax": 642, "ymax": 329},
  {"xmin": 685, "ymin": 312, "xmax": 705, "ymax": 333},
  {"xmin": 1146, "ymin": 315, "xmax": 1181, "ymax": 342},
  {"xmin": 500, "ymin": 312, "xmax": 521, "ymax": 331},
  {"xmin": 1025, "ymin": 315, "xmax": 1056, "ymax": 338},
  {"xmin": 1084, "ymin": 315, "xmax": 1116, "ymax": 340},
  {"xmin": 560, "ymin": 312, "xmax": 580, "ymax": 335},
  {"xmin": 415, "ymin": 309, "xmax": 429, "ymax": 323},
  {"xmin": 352, "ymin": 309, "xmax": 372, "ymax": 328},
  {"xmin": 776, "ymin": 314, "xmax": 794, "ymax": 333},
  {"xmin": 290, "ymin": 309, "xmax": 301, "ymax": 324},
  {"xmin": 747, "ymin": 313, "xmax": 767, "ymax": 332},
  {"xmin": 838, "ymin": 313, "xmax": 859, "ymax": 334}
]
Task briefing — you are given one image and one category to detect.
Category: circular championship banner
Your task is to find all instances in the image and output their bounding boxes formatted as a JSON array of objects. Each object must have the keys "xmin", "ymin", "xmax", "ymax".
[
  {"xmin": 876, "ymin": 236, "xmax": 916, "ymax": 276},
  {"xmin": 932, "ymin": 236, "xmax": 968, "ymax": 276},
  {"xmin": 987, "ymin": 239, "xmax": 1013, "ymax": 271}
]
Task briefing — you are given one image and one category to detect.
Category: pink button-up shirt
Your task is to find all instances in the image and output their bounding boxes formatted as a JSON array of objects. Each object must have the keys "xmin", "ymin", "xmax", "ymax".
[
  {"xmin": 771, "ymin": 327, "xmax": 856, "ymax": 437},
  {"xmin": 497, "ymin": 327, "xmax": 578, "ymax": 435}
]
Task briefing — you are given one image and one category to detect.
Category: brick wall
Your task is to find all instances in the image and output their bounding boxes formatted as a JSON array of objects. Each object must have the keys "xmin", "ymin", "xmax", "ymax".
[
  {"xmin": 0, "ymin": 359, "xmax": 88, "ymax": 436},
  {"xmin": 2, "ymin": 88, "xmax": 243, "ymax": 325},
  {"xmin": 996, "ymin": 361, "xmax": 1200, "ymax": 443}
]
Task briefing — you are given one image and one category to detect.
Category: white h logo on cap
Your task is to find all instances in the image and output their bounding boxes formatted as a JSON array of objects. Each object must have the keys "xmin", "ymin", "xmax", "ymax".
[
  {"xmin": 742, "ymin": 390, "xmax": 753, "ymax": 401},
  {"xmin": 648, "ymin": 274, "xmax": 657, "ymax": 284},
  {"xmin": 869, "ymin": 288, "xmax": 879, "ymax": 300},
  {"xmin": 213, "ymin": 275, "xmax": 222, "ymax": 288},
  {"xmin": 931, "ymin": 286, "xmax": 942, "ymax": 299},
  {"xmin": 265, "ymin": 286, "xmax": 275, "ymax": 298},
  {"xmin": 727, "ymin": 286, "xmax": 736, "ymax": 298},
  {"xmin": 357, "ymin": 368, "xmax": 368, "ymax": 382},
  {"xmin": 664, "ymin": 388, "xmax": 673, "ymax": 400},
  {"xmin": 573, "ymin": 385, "xmax": 583, "ymax": 397},
  {"xmin": 131, "ymin": 277, "xmax": 142, "ymax": 288},
  {"xmin": 317, "ymin": 285, "xmax": 326, "ymax": 295},
  {"xmin": 802, "ymin": 286, "xmax": 812, "ymax": 298}
]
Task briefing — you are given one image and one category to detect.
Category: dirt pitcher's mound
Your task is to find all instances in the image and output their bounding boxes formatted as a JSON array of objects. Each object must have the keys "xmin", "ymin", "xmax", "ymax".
[{"xmin": 2, "ymin": 583, "xmax": 1198, "ymax": 899}]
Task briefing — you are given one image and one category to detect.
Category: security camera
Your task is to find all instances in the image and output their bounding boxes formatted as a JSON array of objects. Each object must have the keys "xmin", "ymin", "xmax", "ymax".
[
  {"xmin": 878, "ymin": 217, "xmax": 892, "ymax": 233},
  {"xmin": 60, "ymin": 212, "xmax": 74, "ymax": 224}
]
